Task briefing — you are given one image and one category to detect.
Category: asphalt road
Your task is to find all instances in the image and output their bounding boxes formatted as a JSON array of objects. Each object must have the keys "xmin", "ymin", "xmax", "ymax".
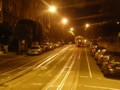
[{"xmin": 0, "ymin": 45, "xmax": 120, "ymax": 90}]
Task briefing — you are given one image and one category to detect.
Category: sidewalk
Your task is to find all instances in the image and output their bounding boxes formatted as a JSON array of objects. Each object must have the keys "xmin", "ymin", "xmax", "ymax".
[{"xmin": 0, "ymin": 51, "xmax": 26, "ymax": 64}]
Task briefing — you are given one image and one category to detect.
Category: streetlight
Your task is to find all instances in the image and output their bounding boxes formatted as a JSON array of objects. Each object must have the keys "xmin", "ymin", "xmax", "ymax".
[
  {"xmin": 61, "ymin": 18, "xmax": 68, "ymax": 42},
  {"xmin": 69, "ymin": 27, "xmax": 75, "ymax": 36},
  {"xmin": 70, "ymin": 27, "xmax": 74, "ymax": 31},
  {"xmin": 85, "ymin": 23, "xmax": 90, "ymax": 28},
  {"xmin": 49, "ymin": 5, "xmax": 57, "ymax": 13},
  {"xmin": 61, "ymin": 18, "xmax": 68, "ymax": 25},
  {"xmin": 85, "ymin": 23, "xmax": 90, "ymax": 31},
  {"xmin": 48, "ymin": 5, "xmax": 57, "ymax": 41}
]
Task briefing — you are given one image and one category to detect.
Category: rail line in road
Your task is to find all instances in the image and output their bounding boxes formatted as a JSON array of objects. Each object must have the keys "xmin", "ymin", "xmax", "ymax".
[
  {"xmin": 1, "ymin": 45, "xmax": 120, "ymax": 90},
  {"xmin": 85, "ymin": 48, "xmax": 92, "ymax": 78},
  {"xmin": 0, "ymin": 45, "xmax": 72, "ymax": 86},
  {"xmin": 64, "ymin": 47, "xmax": 82, "ymax": 90},
  {"xmin": 42, "ymin": 47, "xmax": 82, "ymax": 90},
  {"xmin": 42, "ymin": 50, "xmax": 75, "ymax": 90},
  {"xmin": 5, "ymin": 45, "xmax": 74, "ymax": 89}
]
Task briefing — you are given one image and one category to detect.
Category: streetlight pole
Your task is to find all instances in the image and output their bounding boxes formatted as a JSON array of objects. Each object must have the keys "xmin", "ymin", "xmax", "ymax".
[
  {"xmin": 69, "ymin": 27, "xmax": 75, "ymax": 36},
  {"xmin": 61, "ymin": 18, "xmax": 68, "ymax": 43},
  {"xmin": 84, "ymin": 23, "xmax": 90, "ymax": 31},
  {"xmin": 48, "ymin": 5, "xmax": 56, "ymax": 42}
]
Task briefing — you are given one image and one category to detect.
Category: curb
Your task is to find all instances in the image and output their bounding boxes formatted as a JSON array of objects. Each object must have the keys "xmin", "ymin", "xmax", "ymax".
[{"xmin": 0, "ymin": 54, "xmax": 26, "ymax": 64}]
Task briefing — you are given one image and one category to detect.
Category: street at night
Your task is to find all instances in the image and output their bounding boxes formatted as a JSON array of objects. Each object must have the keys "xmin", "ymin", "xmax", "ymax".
[
  {"xmin": 0, "ymin": 45, "xmax": 119, "ymax": 90},
  {"xmin": 0, "ymin": 0, "xmax": 120, "ymax": 90}
]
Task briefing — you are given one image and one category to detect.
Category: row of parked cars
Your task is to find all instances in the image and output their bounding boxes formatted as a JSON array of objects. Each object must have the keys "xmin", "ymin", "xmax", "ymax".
[
  {"xmin": 27, "ymin": 41, "xmax": 63, "ymax": 55},
  {"xmin": 90, "ymin": 42, "xmax": 120, "ymax": 77}
]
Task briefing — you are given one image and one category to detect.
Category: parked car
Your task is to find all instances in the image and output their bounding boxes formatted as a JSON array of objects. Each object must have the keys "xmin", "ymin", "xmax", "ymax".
[
  {"xmin": 39, "ymin": 43, "xmax": 48, "ymax": 52},
  {"xmin": 27, "ymin": 45, "xmax": 42, "ymax": 55},
  {"xmin": 94, "ymin": 47, "xmax": 106, "ymax": 61},
  {"xmin": 89, "ymin": 41, "xmax": 98, "ymax": 50},
  {"xmin": 48, "ymin": 42, "xmax": 55, "ymax": 50},
  {"xmin": 101, "ymin": 61, "xmax": 120, "ymax": 77},
  {"xmin": 101, "ymin": 52, "xmax": 120, "ymax": 77},
  {"xmin": 90, "ymin": 44, "xmax": 98, "ymax": 55},
  {"xmin": 97, "ymin": 51, "xmax": 113, "ymax": 66},
  {"xmin": 54, "ymin": 42, "xmax": 62, "ymax": 48}
]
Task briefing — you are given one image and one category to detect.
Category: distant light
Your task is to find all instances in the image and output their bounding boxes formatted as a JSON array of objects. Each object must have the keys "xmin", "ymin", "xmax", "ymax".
[
  {"xmin": 49, "ymin": 6, "xmax": 56, "ymax": 13},
  {"xmin": 84, "ymin": 23, "xmax": 90, "ymax": 31},
  {"xmin": 84, "ymin": 39, "xmax": 87, "ymax": 43},
  {"xmin": 85, "ymin": 24, "xmax": 90, "ymax": 28},
  {"xmin": 117, "ymin": 21, "xmax": 120, "ymax": 24},
  {"xmin": 70, "ymin": 27, "xmax": 74, "ymax": 31},
  {"xmin": 62, "ymin": 18, "xmax": 68, "ymax": 24}
]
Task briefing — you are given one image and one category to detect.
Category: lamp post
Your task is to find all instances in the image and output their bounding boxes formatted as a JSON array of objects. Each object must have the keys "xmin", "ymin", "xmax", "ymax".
[
  {"xmin": 61, "ymin": 18, "xmax": 68, "ymax": 43},
  {"xmin": 70, "ymin": 27, "xmax": 74, "ymax": 32},
  {"xmin": 85, "ymin": 23, "xmax": 90, "ymax": 31},
  {"xmin": 69, "ymin": 27, "xmax": 75, "ymax": 36},
  {"xmin": 48, "ymin": 5, "xmax": 57, "ymax": 41},
  {"xmin": 61, "ymin": 18, "xmax": 68, "ymax": 25},
  {"xmin": 49, "ymin": 6, "xmax": 56, "ymax": 13}
]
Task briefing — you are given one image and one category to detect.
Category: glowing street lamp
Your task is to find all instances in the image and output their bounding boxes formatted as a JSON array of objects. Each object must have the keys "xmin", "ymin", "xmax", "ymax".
[
  {"xmin": 62, "ymin": 18, "xmax": 68, "ymax": 25},
  {"xmin": 48, "ymin": 5, "xmax": 57, "ymax": 41},
  {"xmin": 85, "ymin": 23, "xmax": 90, "ymax": 31},
  {"xmin": 69, "ymin": 27, "xmax": 75, "ymax": 36},
  {"xmin": 70, "ymin": 27, "xmax": 74, "ymax": 31},
  {"xmin": 49, "ymin": 6, "xmax": 56, "ymax": 13},
  {"xmin": 85, "ymin": 23, "xmax": 90, "ymax": 28}
]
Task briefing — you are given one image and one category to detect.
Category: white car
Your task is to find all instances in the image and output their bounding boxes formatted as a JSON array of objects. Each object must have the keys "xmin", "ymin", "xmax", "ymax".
[{"xmin": 27, "ymin": 46, "xmax": 42, "ymax": 55}]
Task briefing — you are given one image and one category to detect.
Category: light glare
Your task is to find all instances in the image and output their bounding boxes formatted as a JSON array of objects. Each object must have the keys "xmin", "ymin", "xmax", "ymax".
[{"xmin": 49, "ymin": 6, "xmax": 56, "ymax": 13}]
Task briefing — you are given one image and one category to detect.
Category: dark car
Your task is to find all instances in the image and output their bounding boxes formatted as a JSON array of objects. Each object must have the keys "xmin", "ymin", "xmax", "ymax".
[
  {"xmin": 39, "ymin": 43, "xmax": 49, "ymax": 52},
  {"xmin": 102, "ymin": 63, "xmax": 120, "ymax": 77},
  {"xmin": 101, "ymin": 52, "xmax": 120, "ymax": 77},
  {"xmin": 94, "ymin": 47, "xmax": 106, "ymax": 60},
  {"xmin": 97, "ymin": 51, "xmax": 114, "ymax": 67},
  {"xmin": 90, "ymin": 44, "xmax": 98, "ymax": 56}
]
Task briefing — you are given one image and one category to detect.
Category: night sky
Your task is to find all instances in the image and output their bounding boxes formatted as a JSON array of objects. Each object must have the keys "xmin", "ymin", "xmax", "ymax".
[{"xmin": 53, "ymin": 0, "xmax": 120, "ymax": 37}]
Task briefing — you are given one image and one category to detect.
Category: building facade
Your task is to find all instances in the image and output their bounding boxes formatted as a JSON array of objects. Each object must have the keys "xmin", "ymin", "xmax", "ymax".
[{"xmin": 1, "ymin": 0, "xmax": 25, "ymax": 26}]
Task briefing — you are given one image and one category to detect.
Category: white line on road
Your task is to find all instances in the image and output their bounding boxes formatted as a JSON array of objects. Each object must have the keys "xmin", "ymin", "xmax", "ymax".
[
  {"xmin": 32, "ymin": 83, "xmax": 42, "ymax": 86},
  {"xmin": 85, "ymin": 48, "xmax": 92, "ymax": 78},
  {"xmin": 84, "ymin": 84, "xmax": 120, "ymax": 90},
  {"xmin": 34, "ymin": 46, "xmax": 71, "ymax": 70},
  {"xmin": 79, "ymin": 76, "xmax": 90, "ymax": 78},
  {"xmin": 44, "ymin": 51, "xmax": 75, "ymax": 90},
  {"xmin": 57, "ymin": 60, "xmax": 75, "ymax": 90}
]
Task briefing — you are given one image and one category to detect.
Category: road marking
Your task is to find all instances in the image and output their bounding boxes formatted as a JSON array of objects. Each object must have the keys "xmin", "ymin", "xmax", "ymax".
[
  {"xmin": 79, "ymin": 76, "xmax": 89, "ymax": 78},
  {"xmin": 1, "ymin": 46, "xmax": 72, "ymax": 87},
  {"xmin": 83, "ymin": 84, "xmax": 120, "ymax": 90},
  {"xmin": 105, "ymin": 78, "xmax": 120, "ymax": 83},
  {"xmin": 85, "ymin": 48, "xmax": 92, "ymax": 78},
  {"xmin": 32, "ymin": 83, "xmax": 42, "ymax": 86},
  {"xmin": 34, "ymin": 46, "xmax": 71, "ymax": 70},
  {"xmin": 97, "ymin": 77, "xmax": 102, "ymax": 80},
  {"xmin": 40, "ymin": 66, "xmax": 48, "ymax": 70},
  {"xmin": 44, "ymin": 51, "xmax": 75, "ymax": 90},
  {"xmin": 57, "ymin": 60, "xmax": 75, "ymax": 90}
]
